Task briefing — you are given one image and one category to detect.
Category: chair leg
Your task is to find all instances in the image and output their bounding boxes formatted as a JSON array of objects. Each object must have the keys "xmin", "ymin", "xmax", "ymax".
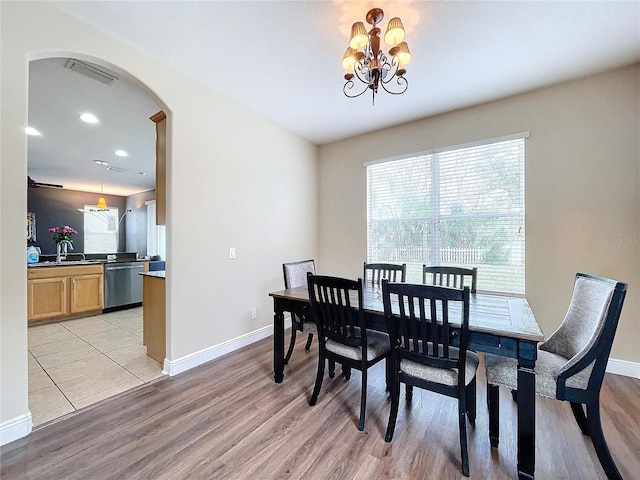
[
  {"xmin": 488, "ymin": 384, "xmax": 500, "ymax": 448},
  {"xmin": 570, "ymin": 402, "xmax": 590, "ymax": 436},
  {"xmin": 466, "ymin": 377, "xmax": 477, "ymax": 424},
  {"xmin": 309, "ymin": 354, "xmax": 325, "ymax": 406},
  {"xmin": 459, "ymin": 397, "xmax": 470, "ymax": 477},
  {"xmin": 385, "ymin": 356, "xmax": 393, "ymax": 392},
  {"xmin": 406, "ymin": 384, "xmax": 413, "ymax": 402},
  {"xmin": 385, "ymin": 378, "xmax": 400, "ymax": 442},
  {"xmin": 284, "ymin": 327, "xmax": 297, "ymax": 364},
  {"xmin": 329, "ymin": 360, "xmax": 336, "ymax": 378},
  {"xmin": 358, "ymin": 368, "xmax": 367, "ymax": 431},
  {"xmin": 585, "ymin": 401, "xmax": 623, "ymax": 480},
  {"xmin": 342, "ymin": 365, "xmax": 351, "ymax": 380},
  {"xmin": 304, "ymin": 333, "xmax": 314, "ymax": 350}
]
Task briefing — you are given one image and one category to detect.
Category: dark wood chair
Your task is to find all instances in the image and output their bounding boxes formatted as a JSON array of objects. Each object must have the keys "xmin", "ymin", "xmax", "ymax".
[
  {"xmin": 282, "ymin": 260, "xmax": 317, "ymax": 364},
  {"xmin": 363, "ymin": 262, "xmax": 406, "ymax": 286},
  {"xmin": 382, "ymin": 281, "xmax": 478, "ymax": 477},
  {"xmin": 485, "ymin": 273, "xmax": 627, "ymax": 480},
  {"xmin": 307, "ymin": 274, "xmax": 392, "ymax": 431},
  {"xmin": 423, "ymin": 265, "xmax": 478, "ymax": 293}
]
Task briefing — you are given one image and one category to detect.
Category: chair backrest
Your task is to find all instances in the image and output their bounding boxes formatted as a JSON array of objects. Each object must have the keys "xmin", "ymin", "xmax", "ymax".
[
  {"xmin": 363, "ymin": 262, "xmax": 406, "ymax": 286},
  {"xmin": 422, "ymin": 266, "xmax": 478, "ymax": 293},
  {"xmin": 382, "ymin": 281, "xmax": 471, "ymax": 382},
  {"xmin": 307, "ymin": 274, "xmax": 366, "ymax": 351},
  {"xmin": 283, "ymin": 259, "xmax": 316, "ymax": 289},
  {"xmin": 540, "ymin": 273, "xmax": 627, "ymax": 399}
]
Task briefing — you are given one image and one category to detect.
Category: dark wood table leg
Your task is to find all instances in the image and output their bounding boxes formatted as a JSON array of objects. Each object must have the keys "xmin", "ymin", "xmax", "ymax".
[
  {"xmin": 274, "ymin": 305, "xmax": 285, "ymax": 383},
  {"xmin": 517, "ymin": 350, "xmax": 536, "ymax": 480}
]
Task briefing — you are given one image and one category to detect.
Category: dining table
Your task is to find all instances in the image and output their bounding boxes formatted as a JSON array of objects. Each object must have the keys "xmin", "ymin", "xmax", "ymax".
[{"xmin": 269, "ymin": 284, "xmax": 544, "ymax": 480}]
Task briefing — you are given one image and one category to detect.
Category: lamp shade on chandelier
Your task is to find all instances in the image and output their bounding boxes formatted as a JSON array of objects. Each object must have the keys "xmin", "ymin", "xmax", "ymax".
[{"xmin": 342, "ymin": 8, "xmax": 411, "ymax": 104}]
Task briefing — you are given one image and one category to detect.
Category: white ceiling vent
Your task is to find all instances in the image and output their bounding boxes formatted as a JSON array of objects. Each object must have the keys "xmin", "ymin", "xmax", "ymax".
[
  {"xmin": 106, "ymin": 166, "xmax": 129, "ymax": 173},
  {"xmin": 64, "ymin": 59, "xmax": 118, "ymax": 85}
]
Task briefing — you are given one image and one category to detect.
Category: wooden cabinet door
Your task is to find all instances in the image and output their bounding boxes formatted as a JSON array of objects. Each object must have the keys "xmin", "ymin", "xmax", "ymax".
[
  {"xmin": 70, "ymin": 274, "xmax": 104, "ymax": 314},
  {"xmin": 28, "ymin": 277, "xmax": 67, "ymax": 322}
]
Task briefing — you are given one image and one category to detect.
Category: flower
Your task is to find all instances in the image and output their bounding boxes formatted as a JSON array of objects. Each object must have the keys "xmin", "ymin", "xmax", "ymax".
[{"xmin": 49, "ymin": 225, "xmax": 78, "ymax": 244}]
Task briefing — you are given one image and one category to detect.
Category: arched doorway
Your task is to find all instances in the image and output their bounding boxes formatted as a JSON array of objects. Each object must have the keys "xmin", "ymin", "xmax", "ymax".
[{"xmin": 26, "ymin": 55, "xmax": 168, "ymax": 427}]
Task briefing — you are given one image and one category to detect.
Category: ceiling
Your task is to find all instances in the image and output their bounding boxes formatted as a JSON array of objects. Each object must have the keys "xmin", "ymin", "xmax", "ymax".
[
  {"xmin": 28, "ymin": 58, "xmax": 159, "ymax": 196},
  {"xmin": 30, "ymin": 1, "xmax": 639, "ymax": 196}
]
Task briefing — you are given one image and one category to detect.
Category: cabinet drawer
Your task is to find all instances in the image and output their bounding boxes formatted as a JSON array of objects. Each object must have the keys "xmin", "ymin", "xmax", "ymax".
[{"xmin": 28, "ymin": 264, "xmax": 103, "ymax": 279}]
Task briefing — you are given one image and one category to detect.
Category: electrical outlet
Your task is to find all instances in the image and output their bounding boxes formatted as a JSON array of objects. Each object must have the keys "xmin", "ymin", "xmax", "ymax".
[
  {"xmin": 229, "ymin": 247, "xmax": 236, "ymax": 259},
  {"xmin": 251, "ymin": 307, "xmax": 257, "ymax": 319}
]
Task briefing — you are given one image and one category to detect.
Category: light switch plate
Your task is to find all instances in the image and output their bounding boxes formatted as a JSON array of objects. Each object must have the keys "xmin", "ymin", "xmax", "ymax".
[{"xmin": 229, "ymin": 247, "xmax": 236, "ymax": 259}]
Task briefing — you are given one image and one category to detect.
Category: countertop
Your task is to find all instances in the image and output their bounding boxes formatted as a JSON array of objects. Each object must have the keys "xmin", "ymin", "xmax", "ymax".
[
  {"xmin": 28, "ymin": 258, "xmax": 148, "ymax": 268},
  {"xmin": 139, "ymin": 270, "xmax": 166, "ymax": 279},
  {"xmin": 28, "ymin": 252, "xmax": 149, "ymax": 268}
]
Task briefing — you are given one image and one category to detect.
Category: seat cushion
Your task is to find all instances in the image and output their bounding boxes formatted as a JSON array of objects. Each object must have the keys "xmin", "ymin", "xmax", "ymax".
[
  {"xmin": 301, "ymin": 319, "xmax": 317, "ymax": 334},
  {"xmin": 326, "ymin": 330, "xmax": 390, "ymax": 362},
  {"xmin": 292, "ymin": 314, "xmax": 318, "ymax": 334},
  {"xmin": 485, "ymin": 349, "xmax": 570, "ymax": 398},
  {"xmin": 400, "ymin": 350, "xmax": 479, "ymax": 387}
]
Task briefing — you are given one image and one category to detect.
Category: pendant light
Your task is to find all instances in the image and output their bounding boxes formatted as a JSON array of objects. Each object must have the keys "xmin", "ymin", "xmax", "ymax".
[{"xmin": 96, "ymin": 160, "xmax": 108, "ymax": 210}]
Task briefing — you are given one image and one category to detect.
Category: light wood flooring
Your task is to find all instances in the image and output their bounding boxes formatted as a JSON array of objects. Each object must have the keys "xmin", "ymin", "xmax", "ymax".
[{"xmin": 3, "ymin": 332, "xmax": 639, "ymax": 479}]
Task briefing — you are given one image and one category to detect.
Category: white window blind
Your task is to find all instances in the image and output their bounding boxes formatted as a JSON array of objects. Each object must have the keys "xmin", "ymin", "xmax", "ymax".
[
  {"xmin": 366, "ymin": 135, "xmax": 526, "ymax": 294},
  {"xmin": 83, "ymin": 206, "xmax": 118, "ymax": 253}
]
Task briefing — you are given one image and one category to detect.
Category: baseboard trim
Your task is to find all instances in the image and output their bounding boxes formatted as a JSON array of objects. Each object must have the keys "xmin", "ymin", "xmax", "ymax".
[
  {"xmin": 0, "ymin": 412, "xmax": 32, "ymax": 446},
  {"xmin": 164, "ymin": 317, "xmax": 291, "ymax": 377},
  {"xmin": 606, "ymin": 358, "xmax": 640, "ymax": 379}
]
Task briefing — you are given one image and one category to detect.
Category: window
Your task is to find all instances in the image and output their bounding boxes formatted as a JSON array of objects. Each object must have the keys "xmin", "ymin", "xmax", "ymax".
[
  {"xmin": 366, "ymin": 133, "xmax": 527, "ymax": 294},
  {"xmin": 83, "ymin": 206, "xmax": 119, "ymax": 253},
  {"xmin": 146, "ymin": 200, "xmax": 166, "ymax": 260}
]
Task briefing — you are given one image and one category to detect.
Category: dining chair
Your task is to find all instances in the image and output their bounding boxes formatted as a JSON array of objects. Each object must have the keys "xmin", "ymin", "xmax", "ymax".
[
  {"xmin": 363, "ymin": 262, "xmax": 406, "ymax": 286},
  {"xmin": 307, "ymin": 274, "xmax": 392, "ymax": 431},
  {"xmin": 382, "ymin": 281, "xmax": 478, "ymax": 477},
  {"xmin": 423, "ymin": 265, "xmax": 478, "ymax": 293},
  {"xmin": 484, "ymin": 273, "xmax": 627, "ymax": 480},
  {"xmin": 282, "ymin": 259, "xmax": 316, "ymax": 364}
]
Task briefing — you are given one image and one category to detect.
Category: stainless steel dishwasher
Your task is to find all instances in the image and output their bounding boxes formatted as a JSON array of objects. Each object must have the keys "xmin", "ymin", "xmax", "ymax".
[{"xmin": 103, "ymin": 261, "xmax": 145, "ymax": 310}]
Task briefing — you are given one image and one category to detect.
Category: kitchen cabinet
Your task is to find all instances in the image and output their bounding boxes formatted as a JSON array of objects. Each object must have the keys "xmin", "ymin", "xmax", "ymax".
[
  {"xmin": 150, "ymin": 110, "xmax": 166, "ymax": 226},
  {"xmin": 141, "ymin": 271, "xmax": 165, "ymax": 363},
  {"xmin": 28, "ymin": 264, "xmax": 104, "ymax": 325}
]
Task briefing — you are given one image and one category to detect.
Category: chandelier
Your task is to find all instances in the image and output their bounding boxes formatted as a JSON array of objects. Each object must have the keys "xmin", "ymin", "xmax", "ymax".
[{"xmin": 342, "ymin": 8, "xmax": 412, "ymax": 104}]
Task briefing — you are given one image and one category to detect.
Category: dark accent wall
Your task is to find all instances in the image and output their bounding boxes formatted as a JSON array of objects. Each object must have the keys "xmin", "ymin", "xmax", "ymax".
[
  {"xmin": 27, "ymin": 187, "xmax": 131, "ymax": 255},
  {"xmin": 126, "ymin": 190, "xmax": 156, "ymax": 256}
]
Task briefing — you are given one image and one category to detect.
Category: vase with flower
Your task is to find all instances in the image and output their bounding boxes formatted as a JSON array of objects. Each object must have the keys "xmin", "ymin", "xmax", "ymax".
[{"xmin": 49, "ymin": 225, "xmax": 77, "ymax": 258}]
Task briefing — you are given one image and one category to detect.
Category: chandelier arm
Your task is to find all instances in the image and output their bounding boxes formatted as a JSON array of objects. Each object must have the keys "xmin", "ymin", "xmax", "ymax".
[
  {"xmin": 353, "ymin": 61, "xmax": 374, "ymax": 86},
  {"xmin": 379, "ymin": 75, "xmax": 408, "ymax": 95},
  {"xmin": 343, "ymin": 79, "xmax": 371, "ymax": 99}
]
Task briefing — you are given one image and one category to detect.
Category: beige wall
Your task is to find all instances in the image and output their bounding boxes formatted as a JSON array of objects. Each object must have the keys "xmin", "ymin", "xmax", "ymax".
[
  {"xmin": 318, "ymin": 64, "xmax": 640, "ymax": 364},
  {"xmin": 1, "ymin": 1, "xmax": 317, "ymax": 439}
]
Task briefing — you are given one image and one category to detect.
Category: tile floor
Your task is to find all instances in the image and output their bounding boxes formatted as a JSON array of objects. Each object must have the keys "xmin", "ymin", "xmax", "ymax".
[{"xmin": 28, "ymin": 306, "xmax": 164, "ymax": 427}]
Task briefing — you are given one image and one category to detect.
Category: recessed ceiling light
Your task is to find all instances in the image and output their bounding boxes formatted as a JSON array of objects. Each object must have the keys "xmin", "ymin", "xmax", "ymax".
[
  {"xmin": 25, "ymin": 126, "xmax": 42, "ymax": 136},
  {"xmin": 80, "ymin": 113, "xmax": 99, "ymax": 124},
  {"xmin": 94, "ymin": 160, "xmax": 109, "ymax": 166},
  {"xmin": 115, "ymin": 150, "xmax": 128, "ymax": 157}
]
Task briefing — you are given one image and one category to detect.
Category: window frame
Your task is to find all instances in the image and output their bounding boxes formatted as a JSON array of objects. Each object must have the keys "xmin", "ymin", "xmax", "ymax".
[{"xmin": 365, "ymin": 132, "xmax": 528, "ymax": 295}]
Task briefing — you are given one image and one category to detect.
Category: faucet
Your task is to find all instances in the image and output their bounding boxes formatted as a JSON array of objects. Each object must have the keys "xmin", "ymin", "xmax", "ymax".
[{"xmin": 56, "ymin": 240, "xmax": 74, "ymax": 263}]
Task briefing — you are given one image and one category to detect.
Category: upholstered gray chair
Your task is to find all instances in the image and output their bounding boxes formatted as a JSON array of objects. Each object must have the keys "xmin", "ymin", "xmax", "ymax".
[
  {"xmin": 307, "ymin": 274, "xmax": 392, "ymax": 431},
  {"xmin": 485, "ymin": 273, "xmax": 627, "ymax": 480},
  {"xmin": 382, "ymin": 281, "xmax": 478, "ymax": 477},
  {"xmin": 423, "ymin": 265, "xmax": 478, "ymax": 293},
  {"xmin": 282, "ymin": 259, "xmax": 317, "ymax": 363}
]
